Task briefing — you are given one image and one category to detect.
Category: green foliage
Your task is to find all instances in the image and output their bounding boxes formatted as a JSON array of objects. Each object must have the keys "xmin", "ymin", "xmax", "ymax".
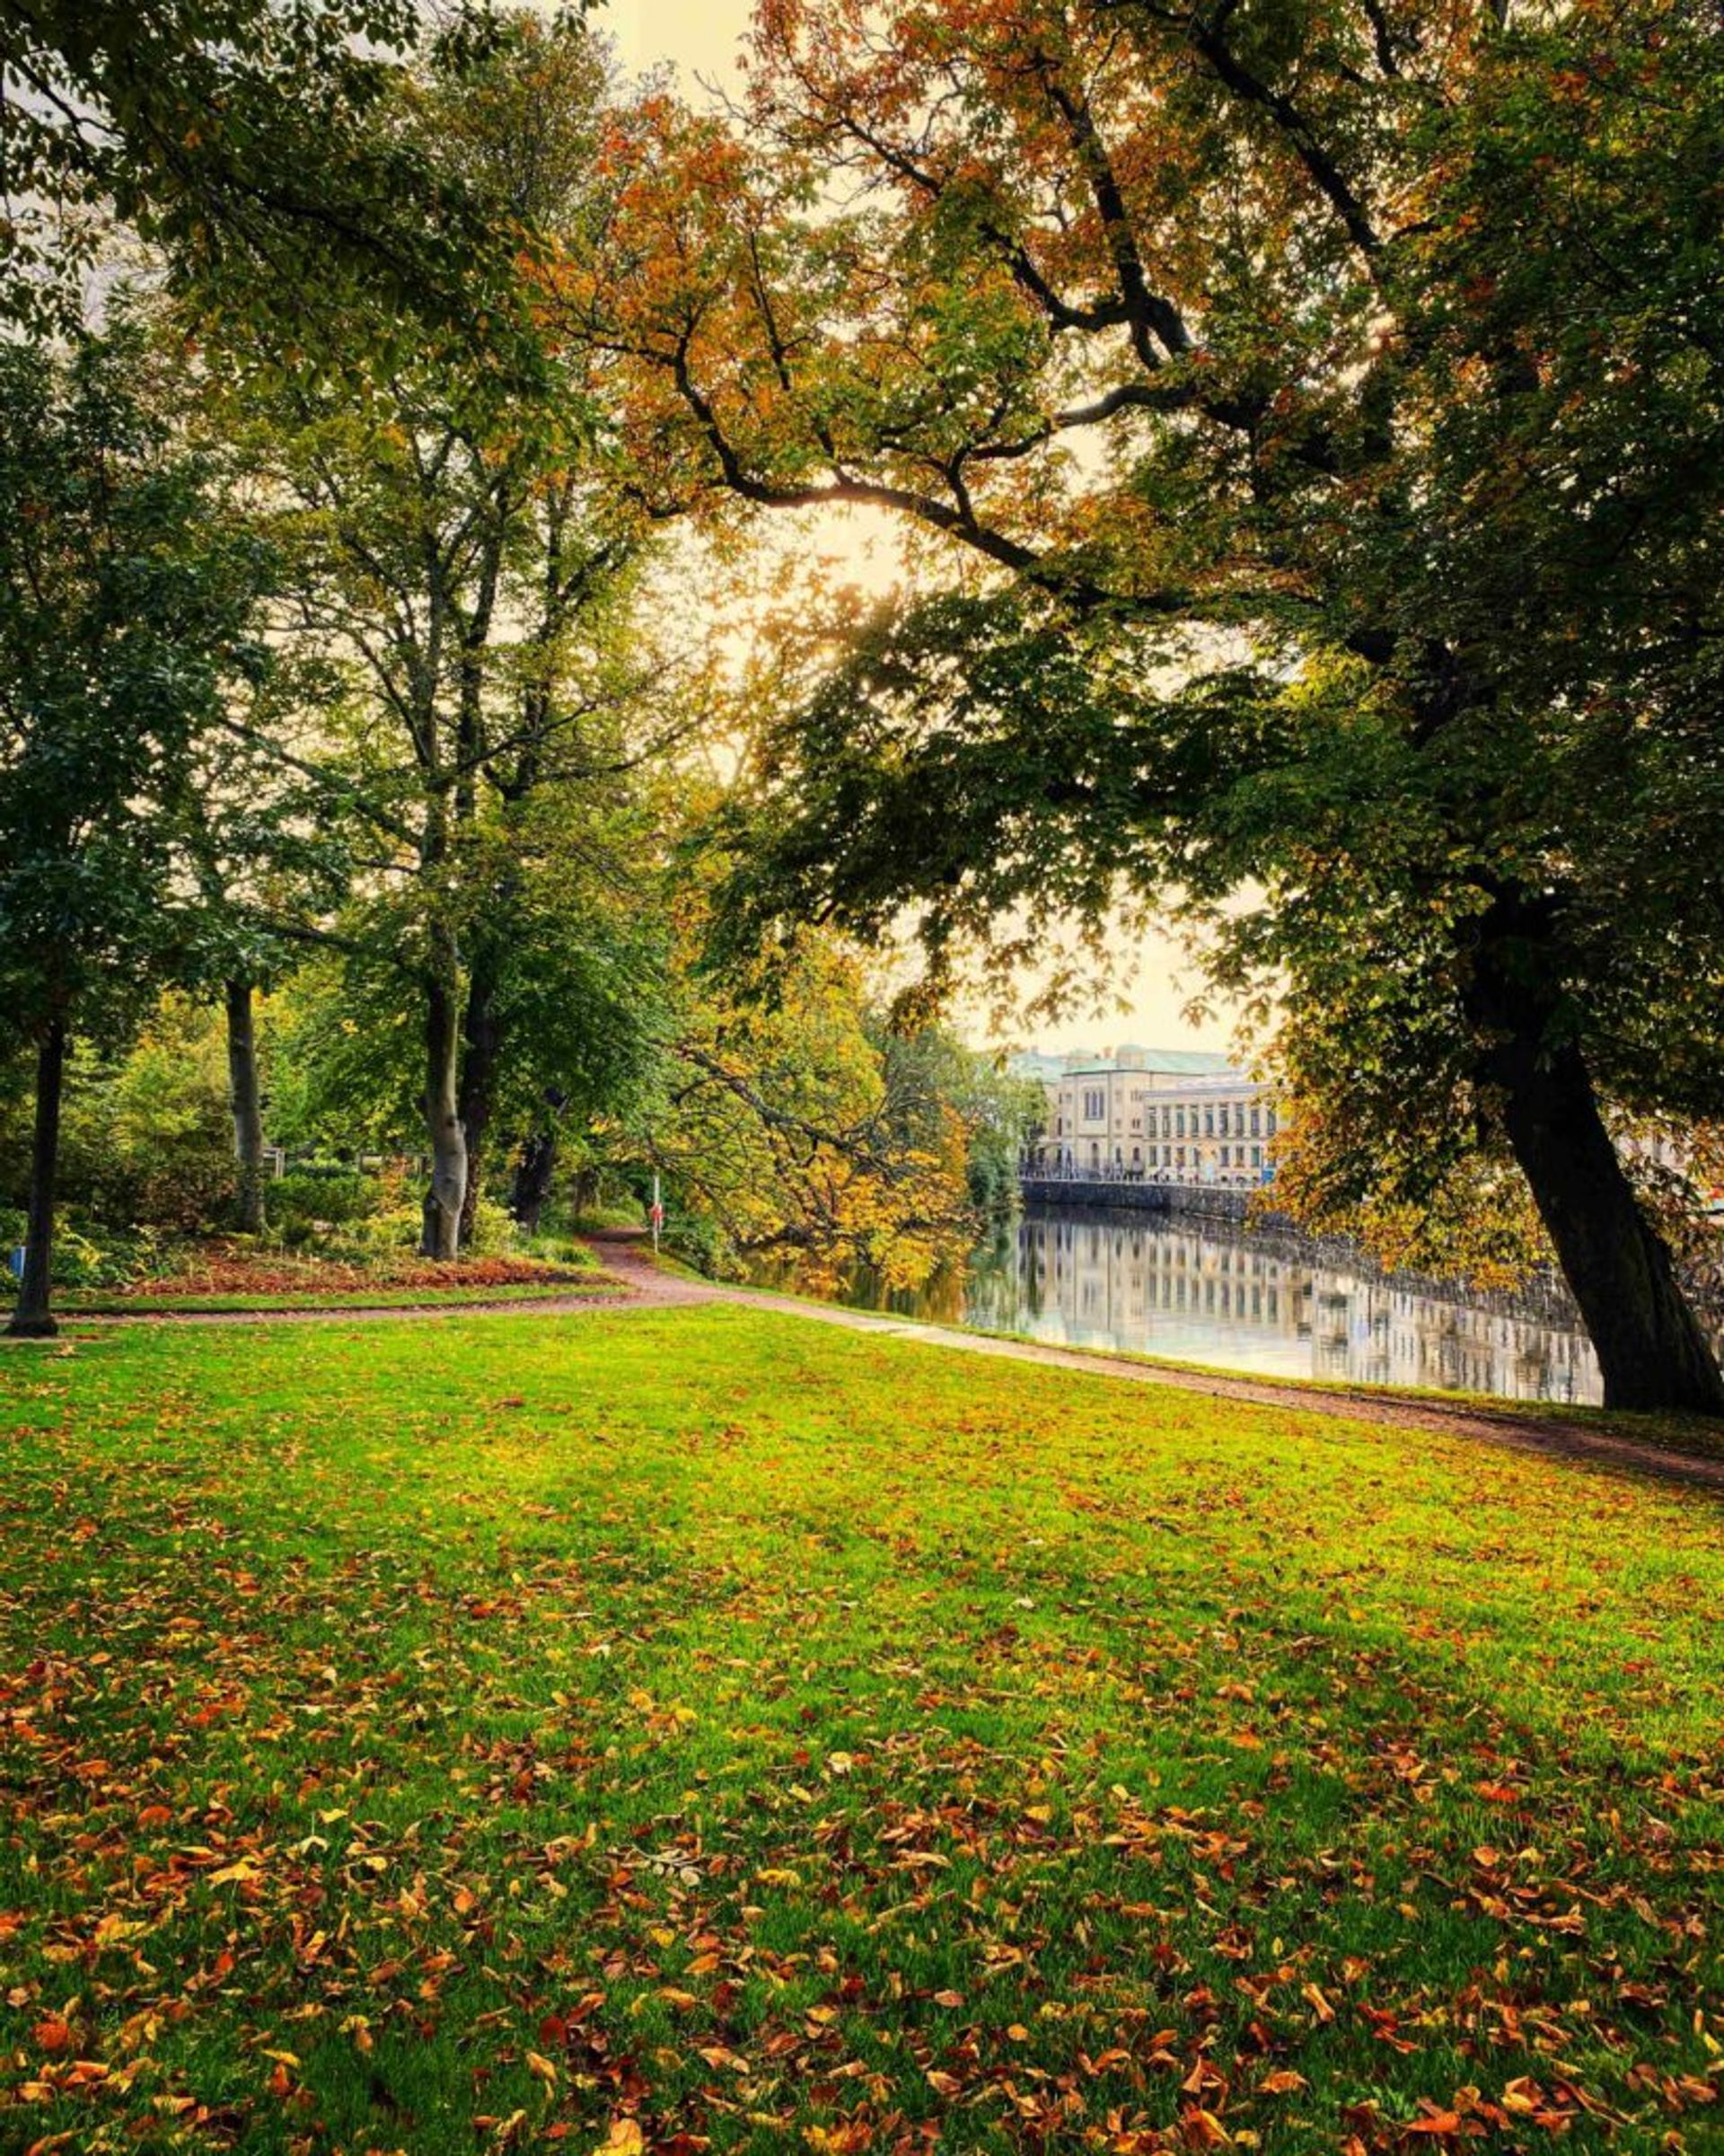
[
  {"xmin": 205, "ymin": 13, "xmax": 671, "ymax": 1254},
  {"xmin": 0, "ymin": 321, "xmax": 277, "ymax": 1053},
  {"xmin": 0, "ymin": 1001, "xmax": 238, "ymax": 1236},
  {"xmin": 267, "ymin": 1169, "xmax": 382, "ymax": 1236},
  {"xmin": 872, "ymin": 1025, "xmax": 1043, "ymax": 1217},
  {"xmin": 0, "ymin": 0, "xmax": 539, "ymax": 369},
  {"xmin": 0, "ymin": 1210, "xmax": 165, "ymax": 1290},
  {"xmin": 656, "ymin": 0, "xmax": 1724, "ymax": 1385}
]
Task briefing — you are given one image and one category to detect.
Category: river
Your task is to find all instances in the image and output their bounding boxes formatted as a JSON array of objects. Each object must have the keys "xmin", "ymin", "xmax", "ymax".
[{"xmin": 818, "ymin": 1202, "xmax": 1609, "ymax": 1405}]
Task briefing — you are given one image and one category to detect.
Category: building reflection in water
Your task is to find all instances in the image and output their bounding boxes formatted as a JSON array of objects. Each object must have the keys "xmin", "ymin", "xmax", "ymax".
[{"xmin": 963, "ymin": 1206, "xmax": 1603, "ymax": 1405}]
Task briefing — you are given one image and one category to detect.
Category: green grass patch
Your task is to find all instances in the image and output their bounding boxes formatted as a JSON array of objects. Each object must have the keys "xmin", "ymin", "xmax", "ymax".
[
  {"xmin": 1, "ymin": 1308, "xmax": 1720, "ymax": 2153},
  {"xmin": 55, "ymin": 1280, "xmax": 619, "ymax": 1316}
]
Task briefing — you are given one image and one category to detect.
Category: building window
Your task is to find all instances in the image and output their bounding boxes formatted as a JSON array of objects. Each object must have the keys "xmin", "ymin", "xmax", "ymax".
[
  {"xmin": 1252, "ymin": 1145, "xmax": 1262, "ymax": 1167},
  {"xmin": 1266, "ymin": 1108, "xmax": 1277, "ymax": 1136},
  {"xmin": 1250, "ymin": 1105, "xmax": 1261, "ymax": 1136},
  {"xmin": 1218, "ymin": 1105, "xmax": 1229, "ymax": 1137},
  {"xmin": 1084, "ymin": 1087, "xmax": 1105, "ymax": 1120},
  {"xmin": 1175, "ymin": 1108, "xmax": 1186, "ymax": 1139},
  {"xmin": 1204, "ymin": 1107, "xmax": 1214, "ymax": 1137}
]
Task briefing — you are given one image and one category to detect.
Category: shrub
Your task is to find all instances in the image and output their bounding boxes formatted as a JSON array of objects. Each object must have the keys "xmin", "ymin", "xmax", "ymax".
[
  {"xmin": 0, "ymin": 1210, "xmax": 166, "ymax": 1291},
  {"xmin": 466, "ymin": 1198, "xmax": 518, "ymax": 1256},
  {"xmin": 268, "ymin": 1168, "xmax": 381, "ymax": 1235}
]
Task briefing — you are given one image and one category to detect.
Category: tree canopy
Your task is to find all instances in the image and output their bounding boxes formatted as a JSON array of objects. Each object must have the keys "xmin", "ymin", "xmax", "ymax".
[
  {"xmin": 0, "ymin": 0, "xmax": 532, "ymax": 359},
  {"xmin": 566, "ymin": 0, "xmax": 1724, "ymax": 1411},
  {"xmin": 0, "ymin": 321, "xmax": 277, "ymax": 1331}
]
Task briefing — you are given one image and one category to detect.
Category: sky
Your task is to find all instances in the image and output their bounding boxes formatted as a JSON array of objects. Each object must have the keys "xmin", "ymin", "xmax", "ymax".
[
  {"xmin": 596, "ymin": 0, "xmax": 1242, "ymax": 1059},
  {"xmin": 603, "ymin": 0, "xmax": 751, "ymax": 91}
]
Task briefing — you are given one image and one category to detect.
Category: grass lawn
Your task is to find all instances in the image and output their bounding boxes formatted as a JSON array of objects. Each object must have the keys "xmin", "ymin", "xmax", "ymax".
[
  {"xmin": 51, "ymin": 1281, "xmax": 619, "ymax": 1316},
  {"xmin": 0, "ymin": 1308, "xmax": 1720, "ymax": 2155}
]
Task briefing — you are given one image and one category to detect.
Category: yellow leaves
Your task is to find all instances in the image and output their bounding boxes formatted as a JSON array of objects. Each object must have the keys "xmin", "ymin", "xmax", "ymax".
[
  {"xmin": 594, "ymin": 2122, "xmax": 643, "ymax": 2156},
  {"xmin": 205, "ymin": 1858, "xmax": 259, "ymax": 1888},
  {"xmin": 756, "ymin": 1866, "xmax": 802, "ymax": 1887},
  {"xmin": 523, "ymin": 2048, "xmax": 558, "ymax": 2085},
  {"xmin": 1300, "ymin": 1982, "xmax": 1335, "ymax": 2024}
]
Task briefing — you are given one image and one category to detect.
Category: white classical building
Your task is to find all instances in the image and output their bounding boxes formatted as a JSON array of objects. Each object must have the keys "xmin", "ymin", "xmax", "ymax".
[{"xmin": 1017, "ymin": 1048, "xmax": 1280, "ymax": 1187}]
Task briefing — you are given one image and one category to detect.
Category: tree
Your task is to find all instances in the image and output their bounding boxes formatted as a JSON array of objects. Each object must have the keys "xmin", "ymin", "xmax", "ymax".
[
  {"xmin": 0, "ymin": 325, "xmax": 274, "ymax": 1333},
  {"xmin": 645, "ymin": 909, "xmax": 979, "ymax": 1291},
  {"xmin": 575, "ymin": 0, "xmax": 1724, "ymax": 1412},
  {"xmin": 215, "ymin": 14, "xmax": 687, "ymax": 1256},
  {"xmin": 0, "ymin": 0, "xmax": 525, "ymax": 354}
]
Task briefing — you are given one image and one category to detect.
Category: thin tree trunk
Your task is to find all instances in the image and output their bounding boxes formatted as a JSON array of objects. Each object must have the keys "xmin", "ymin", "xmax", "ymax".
[
  {"xmin": 512, "ymin": 1130, "xmax": 559, "ymax": 1232},
  {"xmin": 1468, "ymin": 904, "xmax": 1724, "ymax": 1415},
  {"xmin": 421, "ymin": 946, "xmax": 467, "ymax": 1261},
  {"xmin": 224, "ymin": 977, "xmax": 267, "ymax": 1236},
  {"xmin": 456, "ymin": 957, "xmax": 499, "ymax": 1247},
  {"xmin": 8, "ymin": 1015, "xmax": 67, "ymax": 1340}
]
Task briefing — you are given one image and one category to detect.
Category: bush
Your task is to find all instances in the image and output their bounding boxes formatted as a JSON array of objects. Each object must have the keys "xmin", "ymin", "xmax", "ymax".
[
  {"xmin": 351, "ymin": 1202, "xmax": 424, "ymax": 1254},
  {"xmin": 465, "ymin": 1197, "xmax": 518, "ymax": 1256},
  {"xmin": 268, "ymin": 1168, "xmax": 381, "ymax": 1235},
  {"xmin": 345, "ymin": 1194, "xmax": 516, "ymax": 1258},
  {"xmin": 0, "ymin": 1210, "xmax": 166, "ymax": 1291},
  {"xmin": 661, "ymin": 1210, "xmax": 731, "ymax": 1278}
]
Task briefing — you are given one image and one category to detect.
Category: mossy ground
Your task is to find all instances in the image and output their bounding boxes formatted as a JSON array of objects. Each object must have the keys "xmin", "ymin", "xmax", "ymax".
[{"xmin": 1, "ymin": 1307, "xmax": 1720, "ymax": 2153}]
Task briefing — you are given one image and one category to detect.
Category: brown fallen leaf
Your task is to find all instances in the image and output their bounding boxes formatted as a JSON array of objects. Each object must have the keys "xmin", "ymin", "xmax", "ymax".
[{"xmin": 1259, "ymin": 2069, "xmax": 1307, "ymax": 2095}]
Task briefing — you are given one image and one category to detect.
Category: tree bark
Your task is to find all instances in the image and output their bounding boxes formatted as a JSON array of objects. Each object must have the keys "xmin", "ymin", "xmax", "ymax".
[
  {"xmin": 1468, "ymin": 905, "xmax": 1724, "ymax": 1415},
  {"xmin": 224, "ymin": 977, "xmax": 267, "ymax": 1235},
  {"xmin": 420, "ymin": 946, "xmax": 468, "ymax": 1260},
  {"xmin": 456, "ymin": 957, "xmax": 499, "ymax": 1246},
  {"xmin": 511, "ymin": 1130, "xmax": 559, "ymax": 1232},
  {"xmin": 8, "ymin": 1015, "xmax": 67, "ymax": 1339}
]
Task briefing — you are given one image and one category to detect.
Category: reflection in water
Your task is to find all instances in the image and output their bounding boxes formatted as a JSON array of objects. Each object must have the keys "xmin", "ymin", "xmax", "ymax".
[{"xmin": 840, "ymin": 1204, "xmax": 1608, "ymax": 1404}]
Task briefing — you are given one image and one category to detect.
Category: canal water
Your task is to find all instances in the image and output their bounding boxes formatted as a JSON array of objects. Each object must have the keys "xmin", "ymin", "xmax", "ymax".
[{"xmin": 823, "ymin": 1203, "xmax": 1609, "ymax": 1405}]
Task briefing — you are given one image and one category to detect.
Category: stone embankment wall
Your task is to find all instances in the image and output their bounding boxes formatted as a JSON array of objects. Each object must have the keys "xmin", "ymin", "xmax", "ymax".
[{"xmin": 1017, "ymin": 1177, "xmax": 1272, "ymax": 1225}]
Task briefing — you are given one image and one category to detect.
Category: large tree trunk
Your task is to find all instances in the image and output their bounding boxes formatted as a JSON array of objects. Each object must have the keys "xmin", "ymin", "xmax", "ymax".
[
  {"xmin": 511, "ymin": 1130, "xmax": 559, "ymax": 1233},
  {"xmin": 1495, "ymin": 1034, "xmax": 1723, "ymax": 1414},
  {"xmin": 8, "ymin": 1015, "xmax": 67, "ymax": 1340},
  {"xmin": 421, "ymin": 951, "xmax": 467, "ymax": 1261},
  {"xmin": 455, "ymin": 958, "xmax": 499, "ymax": 1248},
  {"xmin": 1469, "ymin": 904, "xmax": 1724, "ymax": 1415},
  {"xmin": 224, "ymin": 977, "xmax": 267, "ymax": 1236}
]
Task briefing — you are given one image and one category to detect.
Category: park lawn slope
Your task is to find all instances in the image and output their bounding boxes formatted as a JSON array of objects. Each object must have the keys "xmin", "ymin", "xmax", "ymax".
[
  {"xmin": 0, "ymin": 1307, "xmax": 1720, "ymax": 2155},
  {"xmin": 52, "ymin": 1280, "xmax": 620, "ymax": 1316}
]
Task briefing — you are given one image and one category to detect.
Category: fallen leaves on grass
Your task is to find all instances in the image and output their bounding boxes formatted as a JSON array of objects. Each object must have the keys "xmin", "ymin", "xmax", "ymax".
[{"xmin": 0, "ymin": 1314, "xmax": 1720, "ymax": 2153}]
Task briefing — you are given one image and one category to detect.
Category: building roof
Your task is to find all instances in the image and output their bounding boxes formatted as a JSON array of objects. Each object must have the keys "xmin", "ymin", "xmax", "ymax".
[{"xmin": 1057, "ymin": 1051, "xmax": 1238, "ymax": 1078}]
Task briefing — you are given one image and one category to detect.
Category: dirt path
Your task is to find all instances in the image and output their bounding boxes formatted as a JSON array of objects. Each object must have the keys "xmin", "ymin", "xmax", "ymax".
[{"xmin": 24, "ymin": 1228, "xmax": 1724, "ymax": 1496}]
